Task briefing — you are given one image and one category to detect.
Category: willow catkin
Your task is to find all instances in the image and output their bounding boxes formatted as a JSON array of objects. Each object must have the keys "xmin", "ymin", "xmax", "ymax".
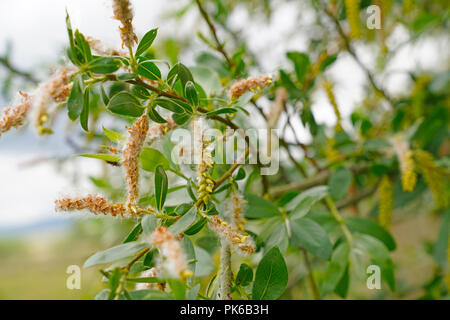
[
  {"xmin": 112, "ymin": 0, "xmax": 138, "ymax": 48},
  {"xmin": 55, "ymin": 194, "xmax": 128, "ymax": 217},
  {"xmin": 393, "ymin": 138, "xmax": 417, "ymax": 192},
  {"xmin": 323, "ymin": 80, "xmax": 343, "ymax": 132},
  {"xmin": 378, "ymin": 175, "xmax": 393, "ymax": 229},
  {"xmin": 345, "ymin": 0, "xmax": 362, "ymax": 39},
  {"xmin": 228, "ymin": 191, "xmax": 247, "ymax": 232},
  {"xmin": 193, "ymin": 118, "xmax": 214, "ymax": 206},
  {"xmin": 86, "ymin": 36, "xmax": 127, "ymax": 57},
  {"xmin": 0, "ymin": 92, "xmax": 32, "ymax": 137},
  {"xmin": 33, "ymin": 67, "xmax": 73, "ymax": 135},
  {"xmin": 414, "ymin": 149, "xmax": 449, "ymax": 207},
  {"xmin": 229, "ymin": 75, "xmax": 272, "ymax": 100},
  {"xmin": 146, "ymin": 117, "xmax": 178, "ymax": 145},
  {"xmin": 151, "ymin": 227, "xmax": 192, "ymax": 279},
  {"xmin": 123, "ymin": 114, "xmax": 150, "ymax": 208},
  {"xmin": 135, "ymin": 267, "xmax": 165, "ymax": 291},
  {"xmin": 208, "ymin": 215, "xmax": 255, "ymax": 256}
]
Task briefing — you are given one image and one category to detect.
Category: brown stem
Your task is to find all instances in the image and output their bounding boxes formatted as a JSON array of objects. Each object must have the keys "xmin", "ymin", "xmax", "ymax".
[
  {"xmin": 301, "ymin": 248, "xmax": 320, "ymax": 300},
  {"xmin": 194, "ymin": 0, "xmax": 234, "ymax": 69}
]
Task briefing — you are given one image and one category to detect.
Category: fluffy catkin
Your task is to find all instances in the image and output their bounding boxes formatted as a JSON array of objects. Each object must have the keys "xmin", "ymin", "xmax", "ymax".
[
  {"xmin": 135, "ymin": 267, "xmax": 165, "ymax": 291},
  {"xmin": 112, "ymin": 0, "xmax": 138, "ymax": 48},
  {"xmin": 323, "ymin": 80, "xmax": 343, "ymax": 132},
  {"xmin": 414, "ymin": 149, "xmax": 449, "ymax": 207},
  {"xmin": 378, "ymin": 175, "xmax": 393, "ymax": 229},
  {"xmin": 55, "ymin": 194, "xmax": 128, "ymax": 217},
  {"xmin": 228, "ymin": 191, "xmax": 247, "ymax": 232},
  {"xmin": 146, "ymin": 117, "xmax": 178, "ymax": 145},
  {"xmin": 0, "ymin": 92, "xmax": 32, "ymax": 136},
  {"xmin": 33, "ymin": 67, "xmax": 74, "ymax": 135},
  {"xmin": 123, "ymin": 114, "xmax": 150, "ymax": 208},
  {"xmin": 229, "ymin": 75, "xmax": 272, "ymax": 100},
  {"xmin": 345, "ymin": 0, "xmax": 362, "ymax": 38},
  {"xmin": 393, "ymin": 138, "xmax": 417, "ymax": 192},
  {"xmin": 151, "ymin": 227, "xmax": 192, "ymax": 279},
  {"xmin": 208, "ymin": 215, "xmax": 255, "ymax": 256},
  {"xmin": 86, "ymin": 36, "xmax": 127, "ymax": 57}
]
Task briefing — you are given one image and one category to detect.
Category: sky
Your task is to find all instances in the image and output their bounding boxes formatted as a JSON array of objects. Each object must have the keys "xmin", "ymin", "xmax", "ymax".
[{"xmin": 0, "ymin": 0, "xmax": 447, "ymax": 228}]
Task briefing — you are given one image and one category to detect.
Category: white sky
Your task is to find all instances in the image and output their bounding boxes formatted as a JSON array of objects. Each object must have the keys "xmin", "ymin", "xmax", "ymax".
[{"xmin": 0, "ymin": 0, "xmax": 447, "ymax": 228}]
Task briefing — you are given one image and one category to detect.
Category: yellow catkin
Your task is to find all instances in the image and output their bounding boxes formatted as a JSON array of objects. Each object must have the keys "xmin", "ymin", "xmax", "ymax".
[
  {"xmin": 323, "ymin": 80, "xmax": 343, "ymax": 132},
  {"xmin": 112, "ymin": 0, "xmax": 138, "ymax": 48},
  {"xmin": 55, "ymin": 194, "xmax": 129, "ymax": 217},
  {"xmin": 229, "ymin": 75, "xmax": 272, "ymax": 100},
  {"xmin": 193, "ymin": 118, "xmax": 214, "ymax": 206},
  {"xmin": 324, "ymin": 138, "xmax": 341, "ymax": 163},
  {"xmin": 414, "ymin": 149, "xmax": 449, "ymax": 207},
  {"xmin": 151, "ymin": 227, "xmax": 192, "ymax": 279},
  {"xmin": 0, "ymin": 92, "xmax": 32, "ymax": 137},
  {"xmin": 345, "ymin": 0, "xmax": 362, "ymax": 39},
  {"xmin": 378, "ymin": 175, "xmax": 393, "ymax": 229},
  {"xmin": 208, "ymin": 215, "xmax": 255, "ymax": 256},
  {"xmin": 393, "ymin": 138, "xmax": 417, "ymax": 192},
  {"xmin": 123, "ymin": 114, "xmax": 150, "ymax": 208},
  {"xmin": 401, "ymin": 150, "xmax": 416, "ymax": 192}
]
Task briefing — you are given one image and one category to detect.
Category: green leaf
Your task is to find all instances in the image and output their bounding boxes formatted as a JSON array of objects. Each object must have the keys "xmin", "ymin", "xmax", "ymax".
[
  {"xmin": 184, "ymin": 217, "xmax": 207, "ymax": 236},
  {"xmin": 328, "ymin": 166, "xmax": 352, "ymax": 200},
  {"xmin": 287, "ymin": 186, "xmax": 328, "ymax": 219},
  {"xmin": 345, "ymin": 217, "xmax": 396, "ymax": 251},
  {"xmin": 107, "ymin": 92, "xmax": 145, "ymax": 117},
  {"xmin": 205, "ymin": 108, "xmax": 238, "ymax": 117},
  {"xmin": 320, "ymin": 242, "xmax": 350, "ymax": 297},
  {"xmin": 184, "ymin": 81, "xmax": 198, "ymax": 106},
  {"xmin": 123, "ymin": 223, "xmax": 142, "ymax": 243},
  {"xmin": 100, "ymin": 85, "xmax": 109, "ymax": 105},
  {"xmin": 148, "ymin": 107, "xmax": 168, "ymax": 123},
  {"xmin": 74, "ymin": 29, "xmax": 92, "ymax": 63},
  {"xmin": 139, "ymin": 147, "xmax": 170, "ymax": 172},
  {"xmin": 235, "ymin": 263, "xmax": 253, "ymax": 287},
  {"xmin": 88, "ymin": 57, "xmax": 121, "ymax": 74},
  {"xmin": 103, "ymin": 127, "xmax": 124, "ymax": 144},
  {"xmin": 235, "ymin": 167, "xmax": 246, "ymax": 181},
  {"xmin": 155, "ymin": 165, "xmax": 168, "ymax": 211},
  {"xmin": 265, "ymin": 224, "xmax": 289, "ymax": 253},
  {"xmin": 79, "ymin": 153, "xmax": 120, "ymax": 162},
  {"xmin": 135, "ymin": 28, "xmax": 158, "ymax": 57},
  {"xmin": 154, "ymin": 97, "xmax": 185, "ymax": 114},
  {"xmin": 127, "ymin": 289, "xmax": 173, "ymax": 300},
  {"xmin": 67, "ymin": 76, "xmax": 84, "ymax": 120},
  {"xmin": 353, "ymin": 234, "xmax": 395, "ymax": 291},
  {"xmin": 169, "ymin": 207, "xmax": 197, "ymax": 234},
  {"xmin": 142, "ymin": 215, "xmax": 157, "ymax": 236},
  {"xmin": 138, "ymin": 61, "xmax": 161, "ymax": 80},
  {"xmin": 290, "ymin": 217, "xmax": 332, "ymax": 260},
  {"xmin": 320, "ymin": 54, "xmax": 338, "ymax": 72},
  {"xmin": 167, "ymin": 279, "xmax": 186, "ymax": 300},
  {"xmin": 172, "ymin": 112, "xmax": 191, "ymax": 125},
  {"xmin": 84, "ymin": 242, "xmax": 147, "ymax": 268},
  {"xmin": 252, "ymin": 246, "xmax": 288, "ymax": 300},
  {"xmin": 108, "ymin": 268, "xmax": 122, "ymax": 300},
  {"xmin": 168, "ymin": 62, "xmax": 193, "ymax": 89},
  {"xmin": 80, "ymin": 87, "xmax": 90, "ymax": 131},
  {"xmin": 245, "ymin": 194, "xmax": 281, "ymax": 218},
  {"xmin": 286, "ymin": 51, "xmax": 310, "ymax": 83}
]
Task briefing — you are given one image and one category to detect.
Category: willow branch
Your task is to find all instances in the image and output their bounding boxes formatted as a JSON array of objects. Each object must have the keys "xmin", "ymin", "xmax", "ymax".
[
  {"xmin": 0, "ymin": 56, "xmax": 39, "ymax": 84},
  {"xmin": 194, "ymin": 0, "xmax": 234, "ymax": 69}
]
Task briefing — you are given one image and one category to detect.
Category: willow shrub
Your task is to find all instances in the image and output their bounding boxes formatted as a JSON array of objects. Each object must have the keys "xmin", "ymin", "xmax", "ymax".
[{"xmin": 0, "ymin": 0, "xmax": 449, "ymax": 300}]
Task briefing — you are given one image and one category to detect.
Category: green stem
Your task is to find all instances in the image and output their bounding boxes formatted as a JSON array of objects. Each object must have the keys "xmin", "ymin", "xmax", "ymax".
[{"xmin": 324, "ymin": 195, "xmax": 353, "ymax": 245}]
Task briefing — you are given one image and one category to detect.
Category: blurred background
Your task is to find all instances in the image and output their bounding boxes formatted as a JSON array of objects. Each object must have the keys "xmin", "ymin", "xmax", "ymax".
[{"xmin": 0, "ymin": 0, "xmax": 448, "ymax": 299}]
